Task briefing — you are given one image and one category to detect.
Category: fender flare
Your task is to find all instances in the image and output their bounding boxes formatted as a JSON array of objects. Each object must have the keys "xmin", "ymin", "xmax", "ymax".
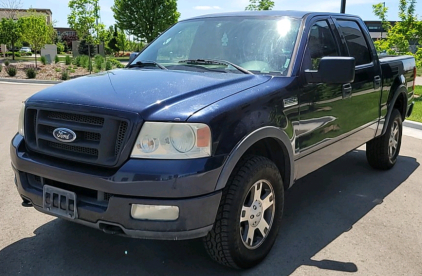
[
  {"xmin": 381, "ymin": 78, "xmax": 408, "ymax": 136},
  {"xmin": 214, "ymin": 126, "xmax": 295, "ymax": 191}
]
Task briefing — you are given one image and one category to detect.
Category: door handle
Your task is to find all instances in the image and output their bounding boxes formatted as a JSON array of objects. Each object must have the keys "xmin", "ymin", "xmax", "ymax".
[
  {"xmin": 342, "ymin": 83, "xmax": 352, "ymax": 99},
  {"xmin": 374, "ymin": 76, "xmax": 381, "ymax": 89}
]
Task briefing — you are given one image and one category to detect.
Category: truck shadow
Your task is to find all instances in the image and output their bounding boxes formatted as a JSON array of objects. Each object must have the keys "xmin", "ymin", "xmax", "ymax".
[{"xmin": 0, "ymin": 150, "xmax": 419, "ymax": 276}]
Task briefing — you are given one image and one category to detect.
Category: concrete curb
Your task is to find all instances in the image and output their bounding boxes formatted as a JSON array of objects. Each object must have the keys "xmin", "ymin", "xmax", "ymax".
[
  {"xmin": 404, "ymin": 120, "xmax": 422, "ymax": 131},
  {"xmin": 0, "ymin": 78, "xmax": 62, "ymax": 85}
]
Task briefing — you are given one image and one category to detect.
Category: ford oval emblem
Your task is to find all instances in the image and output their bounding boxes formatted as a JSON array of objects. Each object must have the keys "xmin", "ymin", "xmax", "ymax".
[{"xmin": 53, "ymin": 128, "xmax": 77, "ymax": 143}]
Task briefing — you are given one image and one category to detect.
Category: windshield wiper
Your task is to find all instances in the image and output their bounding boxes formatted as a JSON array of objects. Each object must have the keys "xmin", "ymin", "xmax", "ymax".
[
  {"xmin": 128, "ymin": 61, "xmax": 167, "ymax": 70},
  {"xmin": 178, "ymin": 59, "xmax": 253, "ymax": 75}
]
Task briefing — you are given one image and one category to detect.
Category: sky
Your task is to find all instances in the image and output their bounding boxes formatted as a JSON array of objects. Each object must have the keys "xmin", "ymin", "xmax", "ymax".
[{"xmin": 21, "ymin": 0, "xmax": 422, "ymax": 28}]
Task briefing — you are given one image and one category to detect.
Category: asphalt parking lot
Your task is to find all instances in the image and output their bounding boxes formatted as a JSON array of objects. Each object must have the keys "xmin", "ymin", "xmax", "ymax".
[{"xmin": 0, "ymin": 82, "xmax": 421, "ymax": 276}]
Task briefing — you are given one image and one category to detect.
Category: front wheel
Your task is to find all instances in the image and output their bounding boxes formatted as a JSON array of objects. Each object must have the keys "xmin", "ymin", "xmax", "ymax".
[
  {"xmin": 366, "ymin": 109, "xmax": 403, "ymax": 170},
  {"xmin": 203, "ymin": 156, "xmax": 284, "ymax": 269}
]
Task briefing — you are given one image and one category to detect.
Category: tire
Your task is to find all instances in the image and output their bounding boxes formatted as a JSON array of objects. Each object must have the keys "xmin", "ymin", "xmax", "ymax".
[
  {"xmin": 203, "ymin": 155, "xmax": 284, "ymax": 269},
  {"xmin": 366, "ymin": 109, "xmax": 403, "ymax": 170}
]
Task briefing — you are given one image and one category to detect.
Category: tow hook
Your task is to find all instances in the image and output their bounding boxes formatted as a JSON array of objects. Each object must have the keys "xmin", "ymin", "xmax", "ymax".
[{"xmin": 21, "ymin": 197, "xmax": 32, "ymax": 207}]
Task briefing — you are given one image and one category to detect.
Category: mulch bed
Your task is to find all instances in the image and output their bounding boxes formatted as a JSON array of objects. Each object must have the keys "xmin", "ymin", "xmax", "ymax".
[{"xmin": 0, "ymin": 61, "xmax": 90, "ymax": 81}]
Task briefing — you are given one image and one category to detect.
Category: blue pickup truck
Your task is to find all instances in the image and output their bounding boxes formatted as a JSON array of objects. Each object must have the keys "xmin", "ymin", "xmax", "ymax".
[{"xmin": 11, "ymin": 11, "xmax": 416, "ymax": 268}]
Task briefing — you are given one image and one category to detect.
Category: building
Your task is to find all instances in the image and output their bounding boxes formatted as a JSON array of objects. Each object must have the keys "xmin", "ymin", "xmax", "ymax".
[
  {"xmin": 0, "ymin": 8, "xmax": 52, "ymax": 23},
  {"xmin": 55, "ymin": 27, "xmax": 79, "ymax": 50},
  {"xmin": 364, "ymin": 21, "xmax": 397, "ymax": 40}
]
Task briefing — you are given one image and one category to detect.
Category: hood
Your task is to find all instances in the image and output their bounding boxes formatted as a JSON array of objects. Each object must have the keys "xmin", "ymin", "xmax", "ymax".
[{"xmin": 28, "ymin": 69, "xmax": 272, "ymax": 121}]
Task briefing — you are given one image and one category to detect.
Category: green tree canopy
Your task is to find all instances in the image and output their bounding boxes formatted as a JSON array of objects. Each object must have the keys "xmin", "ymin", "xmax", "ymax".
[
  {"xmin": 112, "ymin": 0, "xmax": 180, "ymax": 43},
  {"xmin": 0, "ymin": 18, "xmax": 22, "ymax": 60},
  {"xmin": 19, "ymin": 12, "xmax": 55, "ymax": 67},
  {"xmin": 107, "ymin": 25, "xmax": 120, "ymax": 53},
  {"xmin": 245, "ymin": 0, "xmax": 275, "ymax": 11},
  {"xmin": 116, "ymin": 28, "xmax": 127, "ymax": 53},
  {"xmin": 68, "ymin": 0, "xmax": 105, "ymax": 45},
  {"xmin": 372, "ymin": 0, "xmax": 422, "ymax": 67}
]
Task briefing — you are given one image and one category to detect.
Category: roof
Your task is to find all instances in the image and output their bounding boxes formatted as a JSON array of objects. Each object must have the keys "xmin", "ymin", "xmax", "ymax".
[
  {"xmin": 187, "ymin": 10, "xmax": 358, "ymax": 20},
  {"xmin": 0, "ymin": 8, "xmax": 52, "ymax": 14}
]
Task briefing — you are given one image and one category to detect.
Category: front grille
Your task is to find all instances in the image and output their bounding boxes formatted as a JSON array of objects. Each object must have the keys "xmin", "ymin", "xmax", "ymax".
[
  {"xmin": 115, "ymin": 122, "xmax": 128, "ymax": 156},
  {"xmin": 25, "ymin": 108, "xmax": 131, "ymax": 166},
  {"xmin": 47, "ymin": 111, "xmax": 104, "ymax": 126},
  {"xmin": 48, "ymin": 141, "xmax": 99, "ymax": 156}
]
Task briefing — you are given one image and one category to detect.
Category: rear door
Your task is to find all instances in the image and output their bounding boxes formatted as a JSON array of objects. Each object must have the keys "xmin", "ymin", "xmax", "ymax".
[{"xmin": 332, "ymin": 18, "xmax": 382, "ymax": 139}]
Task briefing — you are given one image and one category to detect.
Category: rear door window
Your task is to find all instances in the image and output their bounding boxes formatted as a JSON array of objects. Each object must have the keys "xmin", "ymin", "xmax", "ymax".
[{"xmin": 336, "ymin": 20, "xmax": 372, "ymax": 66}]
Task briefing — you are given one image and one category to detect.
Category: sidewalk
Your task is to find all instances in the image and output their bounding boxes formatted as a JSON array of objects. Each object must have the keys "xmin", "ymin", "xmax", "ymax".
[{"xmin": 416, "ymin": 76, "xmax": 422, "ymax": 86}]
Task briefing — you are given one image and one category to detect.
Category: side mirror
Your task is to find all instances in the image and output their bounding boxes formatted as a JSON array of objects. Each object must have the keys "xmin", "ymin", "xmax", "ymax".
[
  {"xmin": 305, "ymin": 57, "xmax": 355, "ymax": 84},
  {"xmin": 128, "ymin": 52, "xmax": 139, "ymax": 64}
]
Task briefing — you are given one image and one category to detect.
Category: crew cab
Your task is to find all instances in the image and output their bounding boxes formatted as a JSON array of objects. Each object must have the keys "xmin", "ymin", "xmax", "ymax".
[{"xmin": 10, "ymin": 11, "xmax": 416, "ymax": 269}]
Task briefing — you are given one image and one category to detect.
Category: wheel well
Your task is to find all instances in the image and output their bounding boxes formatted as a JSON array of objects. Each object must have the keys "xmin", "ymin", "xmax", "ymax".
[
  {"xmin": 242, "ymin": 138, "xmax": 290, "ymax": 190},
  {"xmin": 393, "ymin": 92, "xmax": 406, "ymax": 120}
]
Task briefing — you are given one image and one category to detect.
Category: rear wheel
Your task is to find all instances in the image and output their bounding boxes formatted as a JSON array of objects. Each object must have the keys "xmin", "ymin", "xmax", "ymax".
[
  {"xmin": 366, "ymin": 109, "xmax": 403, "ymax": 170},
  {"xmin": 203, "ymin": 156, "xmax": 284, "ymax": 269}
]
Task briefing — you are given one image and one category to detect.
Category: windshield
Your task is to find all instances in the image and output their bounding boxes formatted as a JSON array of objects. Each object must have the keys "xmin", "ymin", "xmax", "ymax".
[{"xmin": 132, "ymin": 16, "xmax": 301, "ymax": 76}]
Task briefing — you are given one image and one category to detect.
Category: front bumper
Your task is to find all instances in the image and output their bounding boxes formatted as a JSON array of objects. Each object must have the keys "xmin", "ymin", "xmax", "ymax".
[{"xmin": 11, "ymin": 134, "xmax": 224, "ymax": 240}]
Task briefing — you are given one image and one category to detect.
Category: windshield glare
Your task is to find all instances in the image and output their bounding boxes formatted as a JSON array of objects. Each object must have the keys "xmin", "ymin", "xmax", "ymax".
[{"xmin": 133, "ymin": 16, "xmax": 301, "ymax": 75}]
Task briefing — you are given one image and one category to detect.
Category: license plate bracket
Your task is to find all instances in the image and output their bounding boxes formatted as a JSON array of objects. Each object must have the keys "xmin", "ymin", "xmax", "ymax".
[{"xmin": 43, "ymin": 185, "xmax": 77, "ymax": 219}]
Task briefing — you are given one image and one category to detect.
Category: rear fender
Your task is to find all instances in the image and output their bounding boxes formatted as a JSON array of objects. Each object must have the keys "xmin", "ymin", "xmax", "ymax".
[{"xmin": 381, "ymin": 76, "xmax": 407, "ymax": 136}]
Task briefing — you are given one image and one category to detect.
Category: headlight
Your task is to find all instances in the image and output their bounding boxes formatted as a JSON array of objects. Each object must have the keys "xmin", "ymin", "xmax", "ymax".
[
  {"xmin": 131, "ymin": 122, "xmax": 211, "ymax": 159},
  {"xmin": 18, "ymin": 102, "xmax": 25, "ymax": 137}
]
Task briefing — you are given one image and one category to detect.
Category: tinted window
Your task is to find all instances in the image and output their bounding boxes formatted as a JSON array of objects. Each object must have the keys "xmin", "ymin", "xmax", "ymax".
[
  {"xmin": 304, "ymin": 20, "xmax": 339, "ymax": 70},
  {"xmin": 337, "ymin": 20, "xmax": 371, "ymax": 65}
]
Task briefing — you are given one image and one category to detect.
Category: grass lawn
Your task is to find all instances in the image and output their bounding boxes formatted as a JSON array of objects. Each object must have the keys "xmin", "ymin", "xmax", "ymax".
[
  {"xmin": 408, "ymin": 85, "xmax": 422, "ymax": 123},
  {"xmin": 110, "ymin": 56, "xmax": 130, "ymax": 62},
  {"xmin": 6, "ymin": 56, "xmax": 68, "ymax": 63}
]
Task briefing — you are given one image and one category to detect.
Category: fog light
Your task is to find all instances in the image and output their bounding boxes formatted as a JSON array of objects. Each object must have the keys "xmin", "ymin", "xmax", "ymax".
[{"xmin": 131, "ymin": 204, "xmax": 179, "ymax": 221}]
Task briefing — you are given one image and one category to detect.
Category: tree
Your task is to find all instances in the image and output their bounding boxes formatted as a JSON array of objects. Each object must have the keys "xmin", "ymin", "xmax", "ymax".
[
  {"xmin": 19, "ymin": 12, "xmax": 55, "ymax": 67},
  {"xmin": 0, "ymin": 0, "xmax": 23, "ymax": 19},
  {"xmin": 112, "ymin": 0, "xmax": 180, "ymax": 43},
  {"xmin": 116, "ymin": 29, "xmax": 127, "ymax": 54},
  {"xmin": 0, "ymin": 18, "xmax": 22, "ymax": 60},
  {"xmin": 245, "ymin": 0, "xmax": 275, "ymax": 11},
  {"xmin": 372, "ymin": 0, "xmax": 422, "ymax": 64},
  {"xmin": 78, "ymin": 40, "xmax": 95, "ymax": 56},
  {"xmin": 68, "ymin": 0, "xmax": 105, "ymax": 72},
  {"xmin": 372, "ymin": 3, "xmax": 390, "ymax": 39},
  {"xmin": 107, "ymin": 25, "xmax": 120, "ymax": 54}
]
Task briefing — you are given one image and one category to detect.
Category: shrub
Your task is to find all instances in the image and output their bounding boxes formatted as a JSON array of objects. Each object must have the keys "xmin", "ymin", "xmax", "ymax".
[
  {"xmin": 4, "ymin": 60, "xmax": 10, "ymax": 66},
  {"xmin": 40, "ymin": 56, "xmax": 46, "ymax": 65},
  {"xmin": 65, "ymin": 55, "xmax": 72, "ymax": 65},
  {"xmin": 4, "ymin": 51, "xmax": 22, "ymax": 57},
  {"xmin": 6, "ymin": 66, "xmax": 17, "ymax": 77},
  {"xmin": 56, "ymin": 42, "xmax": 65, "ymax": 54},
  {"xmin": 61, "ymin": 70, "xmax": 70, "ymax": 80},
  {"xmin": 55, "ymin": 55, "xmax": 60, "ymax": 64},
  {"xmin": 105, "ymin": 61, "xmax": 112, "ymax": 71},
  {"xmin": 55, "ymin": 68, "xmax": 61, "ymax": 72},
  {"xmin": 70, "ymin": 68, "xmax": 75, "ymax": 73},
  {"xmin": 94, "ymin": 55, "xmax": 104, "ymax": 70},
  {"xmin": 79, "ymin": 55, "xmax": 90, "ymax": 69},
  {"xmin": 74, "ymin": 56, "xmax": 81, "ymax": 67},
  {"xmin": 25, "ymin": 67, "xmax": 37, "ymax": 79},
  {"xmin": 108, "ymin": 58, "xmax": 125, "ymax": 68}
]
